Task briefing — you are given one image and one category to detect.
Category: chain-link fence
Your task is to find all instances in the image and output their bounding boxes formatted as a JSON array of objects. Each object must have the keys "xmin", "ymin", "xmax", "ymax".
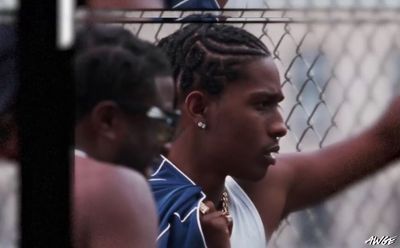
[
  {"xmin": 224, "ymin": 0, "xmax": 400, "ymax": 9},
  {"xmin": 78, "ymin": 7, "xmax": 400, "ymax": 248}
]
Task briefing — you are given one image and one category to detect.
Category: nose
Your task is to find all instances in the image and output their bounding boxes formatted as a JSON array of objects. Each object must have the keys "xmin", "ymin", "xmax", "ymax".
[
  {"xmin": 268, "ymin": 112, "xmax": 287, "ymax": 139},
  {"xmin": 272, "ymin": 121, "xmax": 287, "ymax": 138}
]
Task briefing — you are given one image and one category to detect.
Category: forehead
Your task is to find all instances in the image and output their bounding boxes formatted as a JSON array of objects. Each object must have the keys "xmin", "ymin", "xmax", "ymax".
[{"xmin": 223, "ymin": 57, "xmax": 283, "ymax": 100}]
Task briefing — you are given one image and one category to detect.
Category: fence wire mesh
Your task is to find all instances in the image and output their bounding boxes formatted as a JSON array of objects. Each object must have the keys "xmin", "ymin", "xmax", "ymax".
[
  {"xmin": 79, "ymin": 8, "xmax": 400, "ymax": 248},
  {"xmin": 224, "ymin": 0, "xmax": 400, "ymax": 9}
]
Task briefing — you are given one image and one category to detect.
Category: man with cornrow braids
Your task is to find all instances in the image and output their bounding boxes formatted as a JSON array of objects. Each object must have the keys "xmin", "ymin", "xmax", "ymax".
[{"xmin": 150, "ymin": 22, "xmax": 400, "ymax": 248}]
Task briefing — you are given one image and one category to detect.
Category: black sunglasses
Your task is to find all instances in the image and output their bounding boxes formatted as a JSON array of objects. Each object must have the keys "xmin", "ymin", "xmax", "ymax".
[{"xmin": 115, "ymin": 100, "xmax": 181, "ymax": 143}]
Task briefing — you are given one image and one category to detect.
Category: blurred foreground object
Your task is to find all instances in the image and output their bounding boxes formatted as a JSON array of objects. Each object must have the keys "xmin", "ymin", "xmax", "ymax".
[{"xmin": 0, "ymin": 23, "xmax": 18, "ymax": 248}]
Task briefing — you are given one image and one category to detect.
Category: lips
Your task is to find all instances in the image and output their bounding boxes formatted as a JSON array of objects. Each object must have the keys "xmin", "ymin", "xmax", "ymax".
[
  {"xmin": 263, "ymin": 145, "xmax": 280, "ymax": 165},
  {"xmin": 263, "ymin": 154, "xmax": 276, "ymax": 165}
]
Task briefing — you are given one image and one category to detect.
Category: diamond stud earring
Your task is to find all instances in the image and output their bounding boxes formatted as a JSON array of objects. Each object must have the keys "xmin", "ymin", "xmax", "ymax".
[{"xmin": 197, "ymin": 121, "xmax": 206, "ymax": 129}]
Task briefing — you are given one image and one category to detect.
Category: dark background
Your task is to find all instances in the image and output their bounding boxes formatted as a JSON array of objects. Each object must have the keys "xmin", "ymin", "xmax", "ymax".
[{"xmin": 18, "ymin": 1, "xmax": 73, "ymax": 247}]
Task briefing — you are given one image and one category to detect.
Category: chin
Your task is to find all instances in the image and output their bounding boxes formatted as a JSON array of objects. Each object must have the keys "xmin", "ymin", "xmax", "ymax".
[
  {"xmin": 250, "ymin": 169, "xmax": 269, "ymax": 181},
  {"xmin": 233, "ymin": 165, "xmax": 269, "ymax": 182}
]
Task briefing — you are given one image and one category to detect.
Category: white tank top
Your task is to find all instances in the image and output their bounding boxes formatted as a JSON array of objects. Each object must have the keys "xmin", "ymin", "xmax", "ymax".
[{"xmin": 225, "ymin": 176, "xmax": 267, "ymax": 248}]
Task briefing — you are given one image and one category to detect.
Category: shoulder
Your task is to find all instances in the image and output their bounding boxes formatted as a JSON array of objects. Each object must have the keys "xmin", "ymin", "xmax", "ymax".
[
  {"xmin": 73, "ymin": 156, "xmax": 157, "ymax": 247},
  {"xmin": 74, "ymin": 156, "xmax": 148, "ymax": 190},
  {"xmin": 74, "ymin": 156, "xmax": 153, "ymax": 213}
]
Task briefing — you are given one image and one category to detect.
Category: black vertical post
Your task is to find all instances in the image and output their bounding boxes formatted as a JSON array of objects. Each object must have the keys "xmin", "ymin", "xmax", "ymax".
[{"xmin": 18, "ymin": 1, "xmax": 73, "ymax": 247}]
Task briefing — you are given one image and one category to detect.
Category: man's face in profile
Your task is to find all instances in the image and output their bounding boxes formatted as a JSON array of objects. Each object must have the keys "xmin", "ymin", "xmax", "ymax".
[{"xmin": 116, "ymin": 75, "xmax": 175, "ymax": 176}]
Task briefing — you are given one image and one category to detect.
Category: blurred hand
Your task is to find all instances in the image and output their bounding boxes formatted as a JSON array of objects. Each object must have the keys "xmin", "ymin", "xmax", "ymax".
[{"xmin": 200, "ymin": 201, "xmax": 232, "ymax": 248}]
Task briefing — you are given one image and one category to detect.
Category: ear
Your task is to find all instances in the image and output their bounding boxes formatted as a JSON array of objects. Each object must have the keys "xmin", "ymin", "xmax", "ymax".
[
  {"xmin": 90, "ymin": 101, "xmax": 121, "ymax": 141},
  {"xmin": 184, "ymin": 91, "xmax": 209, "ymax": 125}
]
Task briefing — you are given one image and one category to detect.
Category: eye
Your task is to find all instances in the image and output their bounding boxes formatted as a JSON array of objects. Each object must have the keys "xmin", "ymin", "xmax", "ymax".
[{"xmin": 255, "ymin": 101, "xmax": 277, "ymax": 110}]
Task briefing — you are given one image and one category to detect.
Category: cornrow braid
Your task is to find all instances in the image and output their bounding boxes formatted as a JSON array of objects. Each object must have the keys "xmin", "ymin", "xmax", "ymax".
[{"xmin": 157, "ymin": 22, "xmax": 271, "ymax": 108}]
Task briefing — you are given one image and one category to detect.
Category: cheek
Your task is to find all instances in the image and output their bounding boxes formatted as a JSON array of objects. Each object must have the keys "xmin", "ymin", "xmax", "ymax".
[
  {"xmin": 120, "ymin": 125, "xmax": 158, "ymax": 170},
  {"xmin": 129, "ymin": 125, "xmax": 156, "ymax": 151},
  {"xmin": 121, "ymin": 123, "xmax": 152, "ymax": 153},
  {"xmin": 210, "ymin": 111, "xmax": 264, "ymax": 152}
]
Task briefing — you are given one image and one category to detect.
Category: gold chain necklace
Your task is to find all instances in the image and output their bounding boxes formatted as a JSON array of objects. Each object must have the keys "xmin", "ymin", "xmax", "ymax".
[
  {"xmin": 220, "ymin": 190, "xmax": 230, "ymax": 215},
  {"xmin": 199, "ymin": 190, "xmax": 230, "ymax": 216}
]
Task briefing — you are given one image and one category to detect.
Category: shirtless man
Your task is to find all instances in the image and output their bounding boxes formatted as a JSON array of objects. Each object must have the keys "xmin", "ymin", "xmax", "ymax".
[{"xmin": 73, "ymin": 26, "xmax": 174, "ymax": 248}]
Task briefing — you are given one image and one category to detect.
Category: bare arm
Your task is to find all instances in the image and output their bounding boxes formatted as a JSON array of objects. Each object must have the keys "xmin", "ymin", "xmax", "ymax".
[{"xmin": 282, "ymin": 96, "xmax": 400, "ymax": 214}]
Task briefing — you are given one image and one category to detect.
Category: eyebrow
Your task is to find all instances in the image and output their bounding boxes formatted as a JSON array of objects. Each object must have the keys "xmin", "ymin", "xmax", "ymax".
[{"xmin": 249, "ymin": 91, "xmax": 285, "ymax": 102}]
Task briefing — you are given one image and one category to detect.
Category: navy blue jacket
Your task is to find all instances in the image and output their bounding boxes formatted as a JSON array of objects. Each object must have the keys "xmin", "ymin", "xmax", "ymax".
[{"xmin": 150, "ymin": 156, "xmax": 207, "ymax": 248}]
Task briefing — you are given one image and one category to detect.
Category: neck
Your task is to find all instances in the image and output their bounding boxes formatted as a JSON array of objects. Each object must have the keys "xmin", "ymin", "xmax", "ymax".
[
  {"xmin": 168, "ymin": 132, "xmax": 227, "ymax": 206},
  {"xmin": 75, "ymin": 127, "xmax": 93, "ymax": 157},
  {"xmin": 75, "ymin": 124, "xmax": 113, "ymax": 164}
]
